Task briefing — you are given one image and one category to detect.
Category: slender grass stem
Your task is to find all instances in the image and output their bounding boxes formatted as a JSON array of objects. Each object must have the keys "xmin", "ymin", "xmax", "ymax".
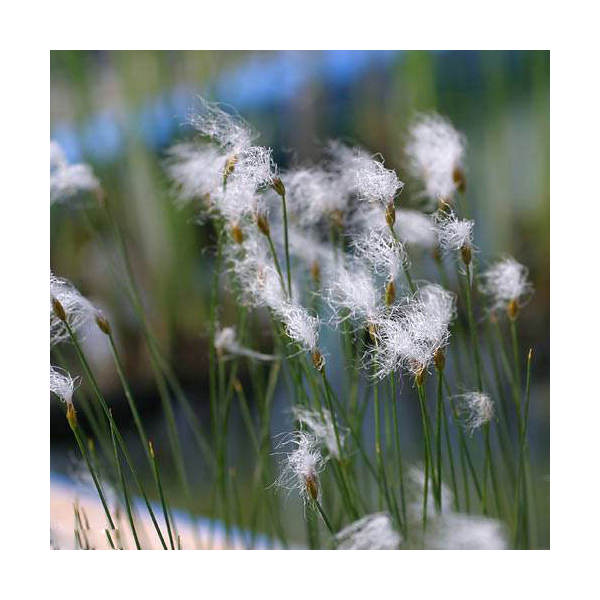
[
  {"xmin": 64, "ymin": 322, "xmax": 168, "ymax": 548},
  {"xmin": 390, "ymin": 374, "xmax": 407, "ymax": 533},
  {"xmin": 109, "ymin": 416, "xmax": 141, "ymax": 549},
  {"xmin": 435, "ymin": 369, "xmax": 443, "ymax": 511},
  {"xmin": 416, "ymin": 381, "xmax": 434, "ymax": 529},
  {"xmin": 279, "ymin": 189, "xmax": 293, "ymax": 298},
  {"xmin": 148, "ymin": 441, "xmax": 175, "ymax": 550},
  {"xmin": 514, "ymin": 347, "xmax": 533, "ymax": 547},
  {"xmin": 313, "ymin": 498, "xmax": 334, "ymax": 535},
  {"xmin": 68, "ymin": 418, "xmax": 116, "ymax": 533},
  {"xmin": 440, "ymin": 389, "xmax": 460, "ymax": 511}
]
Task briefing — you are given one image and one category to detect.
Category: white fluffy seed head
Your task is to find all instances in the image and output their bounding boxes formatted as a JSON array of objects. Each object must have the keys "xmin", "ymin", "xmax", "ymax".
[
  {"xmin": 425, "ymin": 513, "xmax": 508, "ymax": 549},
  {"xmin": 327, "ymin": 261, "xmax": 380, "ymax": 324},
  {"xmin": 165, "ymin": 143, "xmax": 224, "ymax": 210},
  {"xmin": 228, "ymin": 146, "xmax": 277, "ymax": 191},
  {"xmin": 50, "ymin": 273, "xmax": 97, "ymax": 346},
  {"xmin": 352, "ymin": 230, "xmax": 407, "ymax": 282},
  {"xmin": 279, "ymin": 303, "xmax": 320, "ymax": 353},
  {"xmin": 285, "ymin": 227, "xmax": 336, "ymax": 279},
  {"xmin": 275, "ymin": 431, "xmax": 325, "ymax": 504},
  {"xmin": 217, "ymin": 180, "xmax": 262, "ymax": 223},
  {"xmin": 394, "ymin": 209, "xmax": 437, "ymax": 249},
  {"xmin": 50, "ymin": 141, "xmax": 100, "ymax": 206},
  {"xmin": 369, "ymin": 283, "xmax": 455, "ymax": 378},
  {"xmin": 405, "ymin": 113, "xmax": 466, "ymax": 202},
  {"xmin": 479, "ymin": 257, "xmax": 533, "ymax": 312},
  {"xmin": 214, "ymin": 325, "xmax": 275, "ymax": 361},
  {"xmin": 355, "ymin": 157, "xmax": 404, "ymax": 207},
  {"xmin": 293, "ymin": 406, "xmax": 343, "ymax": 459},
  {"xmin": 407, "ymin": 466, "xmax": 454, "ymax": 522},
  {"xmin": 369, "ymin": 315, "xmax": 425, "ymax": 379},
  {"xmin": 435, "ymin": 211, "xmax": 474, "ymax": 252},
  {"xmin": 188, "ymin": 97, "xmax": 255, "ymax": 153},
  {"xmin": 335, "ymin": 512, "xmax": 401, "ymax": 550},
  {"xmin": 285, "ymin": 167, "xmax": 346, "ymax": 226},
  {"xmin": 325, "ymin": 140, "xmax": 371, "ymax": 197},
  {"xmin": 50, "ymin": 365, "xmax": 78, "ymax": 406},
  {"xmin": 457, "ymin": 392, "xmax": 495, "ymax": 434}
]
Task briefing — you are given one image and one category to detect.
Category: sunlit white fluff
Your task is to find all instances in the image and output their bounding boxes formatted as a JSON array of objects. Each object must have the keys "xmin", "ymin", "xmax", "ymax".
[
  {"xmin": 406, "ymin": 113, "xmax": 466, "ymax": 202},
  {"xmin": 188, "ymin": 98, "xmax": 276, "ymax": 194},
  {"xmin": 50, "ymin": 365, "xmax": 78, "ymax": 406},
  {"xmin": 457, "ymin": 391, "xmax": 495, "ymax": 434},
  {"xmin": 285, "ymin": 167, "xmax": 346, "ymax": 226},
  {"xmin": 395, "ymin": 209, "xmax": 437, "ymax": 249},
  {"xmin": 285, "ymin": 227, "xmax": 336, "ymax": 279},
  {"xmin": 227, "ymin": 145, "xmax": 277, "ymax": 191},
  {"xmin": 369, "ymin": 315, "xmax": 425, "ymax": 379},
  {"xmin": 355, "ymin": 157, "xmax": 404, "ymax": 207},
  {"xmin": 279, "ymin": 303, "xmax": 321, "ymax": 353},
  {"xmin": 335, "ymin": 512, "xmax": 401, "ymax": 550},
  {"xmin": 352, "ymin": 230, "xmax": 406, "ymax": 282},
  {"xmin": 189, "ymin": 97, "xmax": 256, "ymax": 153},
  {"xmin": 165, "ymin": 142, "xmax": 224, "ymax": 209},
  {"xmin": 435, "ymin": 211, "xmax": 474, "ymax": 252},
  {"xmin": 479, "ymin": 257, "xmax": 533, "ymax": 312},
  {"xmin": 370, "ymin": 284, "xmax": 455, "ymax": 378},
  {"xmin": 425, "ymin": 513, "xmax": 508, "ymax": 549},
  {"xmin": 293, "ymin": 406, "xmax": 344, "ymax": 459},
  {"xmin": 327, "ymin": 261, "xmax": 380, "ymax": 324},
  {"xmin": 228, "ymin": 237, "xmax": 321, "ymax": 353},
  {"xmin": 326, "ymin": 140, "xmax": 371, "ymax": 197},
  {"xmin": 50, "ymin": 272, "xmax": 97, "ymax": 346},
  {"xmin": 217, "ymin": 180, "xmax": 262, "ymax": 224},
  {"xmin": 50, "ymin": 141, "xmax": 100, "ymax": 205},
  {"xmin": 406, "ymin": 466, "xmax": 454, "ymax": 521},
  {"xmin": 275, "ymin": 431, "xmax": 325, "ymax": 503},
  {"xmin": 214, "ymin": 326, "xmax": 275, "ymax": 361},
  {"xmin": 349, "ymin": 203, "xmax": 389, "ymax": 234}
]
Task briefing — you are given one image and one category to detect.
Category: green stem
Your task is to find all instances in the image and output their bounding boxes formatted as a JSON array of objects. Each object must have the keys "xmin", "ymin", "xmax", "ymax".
[
  {"xmin": 64, "ymin": 322, "xmax": 167, "ymax": 549},
  {"xmin": 110, "ymin": 416, "xmax": 141, "ymax": 549},
  {"xmin": 390, "ymin": 374, "xmax": 407, "ymax": 533},
  {"xmin": 280, "ymin": 190, "xmax": 293, "ymax": 298},
  {"xmin": 149, "ymin": 442, "xmax": 176, "ymax": 550},
  {"xmin": 68, "ymin": 419, "xmax": 116, "ymax": 533},
  {"xmin": 416, "ymin": 381, "xmax": 434, "ymax": 529}
]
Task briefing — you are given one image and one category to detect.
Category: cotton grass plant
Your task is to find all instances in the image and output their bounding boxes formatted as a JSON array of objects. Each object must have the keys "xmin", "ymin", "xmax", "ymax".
[{"xmin": 50, "ymin": 99, "xmax": 542, "ymax": 549}]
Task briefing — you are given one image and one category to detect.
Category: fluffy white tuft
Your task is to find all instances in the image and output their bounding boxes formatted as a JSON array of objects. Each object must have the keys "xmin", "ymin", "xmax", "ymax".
[
  {"xmin": 355, "ymin": 157, "xmax": 404, "ymax": 207},
  {"xmin": 394, "ymin": 209, "xmax": 437, "ymax": 249},
  {"xmin": 50, "ymin": 272, "xmax": 97, "ymax": 346},
  {"xmin": 425, "ymin": 513, "xmax": 508, "ymax": 549},
  {"xmin": 327, "ymin": 261, "xmax": 380, "ymax": 324},
  {"xmin": 435, "ymin": 211, "xmax": 474, "ymax": 252},
  {"xmin": 50, "ymin": 365, "xmax": 78, "ymax": 406},
  {"xmin": 165, "ymin": 142, "xmax": 224, "ymax": 209},
  {"xmin": 457, "ymin": 392, "xmax": 495, "ymax": 434},
  {"xmin": 274, "ymin": 431, "xmax": 325, "ymax": 503},
  {"xmin": 293, "ymin": 406, "xmax": 344, "ymax": 459},
  {"xmin": 405, "ymin": 113, "xmax": 466, "ymax": 202},
  {"xmin": 406, "ymin": 466, "xmax": 454, "ymax": 521},
  {"xmin": 284, "ymin": 167, "xmax": 347, "ymax": 226},
  {"xmin": 188, "ymin": 97, "xmax": 256, "ymax": 153},
  {"xmin": 228, "ymin": 146, "xmax": 277, "ymax": 191},
  {"xmin": 335, "ymin": 512, "xmax": 401, "ymax": 550},
  {"xmin": 352, "ymin": 229, "xmax": 406, "ymax": 282},
  {"xmin": 50, "ymin": 141, "xmax": 100, "ymax": 205},
  {"xmin": 479, "ymin": 257, "xmax": 533, "ymax": 312},
  {"xmin": 370, "ymin": 283, "xmax": 456, "ymax": 378},
  {"xmin": 279, "ymin": 303, "xmax": 320, "ymax": 353},
  {"xmin": 214, "ymin": 326, "xmax": 275, "ymax": 361}
]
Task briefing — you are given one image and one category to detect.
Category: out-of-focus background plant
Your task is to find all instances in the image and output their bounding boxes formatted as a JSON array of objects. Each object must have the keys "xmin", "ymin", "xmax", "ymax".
[{"xmin": 50, "ymin": 50, "xmax": 549, "ymax": 547}]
